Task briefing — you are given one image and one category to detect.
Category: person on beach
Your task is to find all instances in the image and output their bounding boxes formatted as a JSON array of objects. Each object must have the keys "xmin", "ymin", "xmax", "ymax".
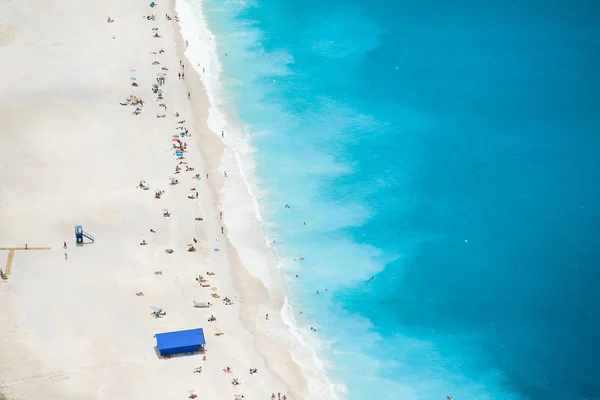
[
  {"xmin": 265, "ymin": 313, "xmax": 269, "ymax": 320},
  {"xmin": 221, "ymin": 227, "xmax": 224, "ymax": 234},
  {"xmin": 178, "ymin": 72, "xmax": 181, "ymax": 79},
  {"xmin": 64, "ymin": 253, "xmax": 68, "ymax": 260},
  {"xmin": 220, "ymin": 211, "xmax": 223, "ymax": 219},
  {"xmin": 63, "ymin": 241, "xmax": 67, "ymax": 249},
  {"xmin": 224, "ymin": 171, "xmax": 228, "ymax": 177},
  {"xmin": 187, "ymin": 92, "xmax": 191, "ymax": 99}
]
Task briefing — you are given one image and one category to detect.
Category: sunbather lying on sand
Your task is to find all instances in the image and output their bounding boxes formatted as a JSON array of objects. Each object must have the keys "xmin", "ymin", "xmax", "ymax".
[
  {"xmin": 165, "ymin": 249, "xmax": 174, "ymax": 254},
  {"xmin": 136, "ymin": 292, "xmax": 145, "ymax": 296}
]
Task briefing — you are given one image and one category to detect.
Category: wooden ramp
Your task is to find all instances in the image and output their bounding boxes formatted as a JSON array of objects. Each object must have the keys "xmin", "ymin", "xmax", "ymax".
[{"xmin": 1, "ymin": 247, "xmax": 51, "ymax": 279}]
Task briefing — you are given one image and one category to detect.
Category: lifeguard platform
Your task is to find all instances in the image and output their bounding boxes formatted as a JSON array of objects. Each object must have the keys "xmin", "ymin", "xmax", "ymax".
[{"xmin": 75, "ymin": 225, "xmax": 95, "ymax": 245}]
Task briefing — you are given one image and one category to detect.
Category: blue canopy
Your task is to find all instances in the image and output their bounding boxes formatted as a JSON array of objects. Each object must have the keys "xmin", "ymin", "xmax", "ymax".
[{"xmin": 155, "ymin": 328, "xmax": 205, "ymax": 356}]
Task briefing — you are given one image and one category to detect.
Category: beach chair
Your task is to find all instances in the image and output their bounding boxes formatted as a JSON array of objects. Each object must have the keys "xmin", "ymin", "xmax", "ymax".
[{"xmin": 193, "ymin": 301, "xmax": 211, "ymax": 308}]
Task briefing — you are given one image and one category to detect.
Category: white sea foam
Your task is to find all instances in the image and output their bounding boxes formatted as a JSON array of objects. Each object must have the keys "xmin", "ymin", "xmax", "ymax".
[
  {"xmin": 279, "ymin": 297, "xmax": 344, "ymax": 400},
  {"xmin": 175, "ymin": 0, "xmax": 342, "ymax": 398}
]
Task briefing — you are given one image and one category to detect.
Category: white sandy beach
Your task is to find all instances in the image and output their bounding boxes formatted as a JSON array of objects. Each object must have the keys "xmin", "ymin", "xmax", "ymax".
[{"xmin": 0, "ymin": 1, "xmax": 307, "ymax": 399}]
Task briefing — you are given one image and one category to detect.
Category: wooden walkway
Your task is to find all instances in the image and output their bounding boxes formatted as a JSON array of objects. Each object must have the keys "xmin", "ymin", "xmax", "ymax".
[{"xmin": 0, "ymin": 247, "xmax": 51, "ymax": 279}]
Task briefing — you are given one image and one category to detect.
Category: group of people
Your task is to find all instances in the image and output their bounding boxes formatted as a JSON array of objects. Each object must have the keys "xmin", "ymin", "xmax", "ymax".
[{"xmin": 124, "ymin": 8, "xmax": 291, "ymax": 400}]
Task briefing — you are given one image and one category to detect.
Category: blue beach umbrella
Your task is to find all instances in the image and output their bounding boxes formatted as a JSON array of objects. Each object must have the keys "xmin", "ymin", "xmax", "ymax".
[
  {"xmin": 175, "ymin": 151, "xmax": 183, "ymax": 156},
  {"xmin": 130, "ymin": 77, "xmax": 136, "ymax": 81}
]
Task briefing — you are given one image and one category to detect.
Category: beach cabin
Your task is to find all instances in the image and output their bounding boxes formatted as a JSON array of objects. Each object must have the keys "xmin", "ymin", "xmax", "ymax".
[{"xmin": 155, "ymin": 328, "xmax": 206, "ymax": 356}]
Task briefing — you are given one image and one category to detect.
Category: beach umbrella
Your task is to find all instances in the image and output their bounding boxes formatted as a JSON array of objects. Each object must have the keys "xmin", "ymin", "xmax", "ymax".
[
  {"xmin": 162, "ymin": 208, "xmax": 168, "ymax": 212},
  {"xmin": 150, "ymin": 306, "xmax": 161, "ymax": 313},
  {"xmin": 130, "ymin": 77, "xmax": 136, "ymax": 81},
  {"xmin": 176, "ymin": 151, "xmax": 183, "ymax": 156},
  {"xmin": 211, "ymin": 287, "xmax": 218, "ymax": 291},
  {"xmin": 172, "ymin": 138, "xmax": 180, "ymax": 142},
  {"xmin": 213, "ymin": 248, "xmax": 220, "ymax": 252},
  {"xmin": 187, "ymin": 243, "xmax": 194, "ymax": 247}
]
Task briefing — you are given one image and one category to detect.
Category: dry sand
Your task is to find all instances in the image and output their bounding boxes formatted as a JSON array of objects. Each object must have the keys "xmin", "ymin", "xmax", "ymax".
[{"xmin": 0, "ymin": 0, "xmax": 307, "ymax": 399}]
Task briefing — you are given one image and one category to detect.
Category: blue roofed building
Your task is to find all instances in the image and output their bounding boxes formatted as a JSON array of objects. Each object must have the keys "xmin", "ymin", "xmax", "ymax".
[{"xmin": 155, "ymin": 328, "xmax": 206, "ymax": 356}]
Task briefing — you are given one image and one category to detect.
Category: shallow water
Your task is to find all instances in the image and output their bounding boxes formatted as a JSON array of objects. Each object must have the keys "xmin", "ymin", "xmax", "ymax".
[{"xmin": 179, "ymin": 0, "xmax": 600, "ymax": 398}]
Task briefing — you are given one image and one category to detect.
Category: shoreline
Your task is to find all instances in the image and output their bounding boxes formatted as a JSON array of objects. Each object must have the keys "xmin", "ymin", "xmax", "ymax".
[
  {"xmin": 166, "ymin": 0, "xmax": 309, "ymax": 396},
  {"xmin": 169, "ymin": 1, "xmax": 344, "ymax": 398}
]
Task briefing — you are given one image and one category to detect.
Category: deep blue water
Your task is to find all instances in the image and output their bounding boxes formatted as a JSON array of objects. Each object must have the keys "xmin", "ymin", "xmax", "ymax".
[{"xmin": 200, "ymin": 0, "xmax": 600, "ymax": 398}]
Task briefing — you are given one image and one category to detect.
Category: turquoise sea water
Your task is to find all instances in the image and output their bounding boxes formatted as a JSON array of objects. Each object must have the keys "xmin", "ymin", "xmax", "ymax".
[{"xmin": 188, "ymin": 0, "xmax": 600, "ymax": 398}]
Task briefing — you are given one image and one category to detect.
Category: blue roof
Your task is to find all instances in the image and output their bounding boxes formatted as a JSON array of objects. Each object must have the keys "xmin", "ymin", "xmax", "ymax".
[{"xmin": 155, "ymin": 328, "xmax": 206, "ymax": 351}]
